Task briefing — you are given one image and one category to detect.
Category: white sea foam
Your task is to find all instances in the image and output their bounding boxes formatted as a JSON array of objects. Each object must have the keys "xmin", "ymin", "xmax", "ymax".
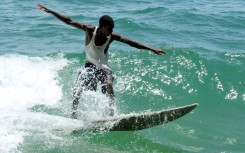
[
  {"xmin": 0, "ymin": 54, "xmax": 69, "ymax": 152},
  {"xmin": 0, "ymin": 54, "xmax": 67, "ymax": 110}
]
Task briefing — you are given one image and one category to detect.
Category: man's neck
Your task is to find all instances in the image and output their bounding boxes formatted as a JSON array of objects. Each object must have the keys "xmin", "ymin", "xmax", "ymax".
[{"xmin": 95, "ymin": 27, "xmax": 108, "ymax": 46}]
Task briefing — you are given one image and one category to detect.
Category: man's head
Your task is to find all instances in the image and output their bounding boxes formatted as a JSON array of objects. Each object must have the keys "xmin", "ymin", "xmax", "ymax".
[{"xmin": 99, "ymin": 15, "xmax": 114, "ymax": 35}]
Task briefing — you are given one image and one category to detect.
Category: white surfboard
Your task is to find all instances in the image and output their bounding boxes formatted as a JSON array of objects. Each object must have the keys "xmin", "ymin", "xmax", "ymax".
[{"xmin": 73, "ymin": 103, "xmax": 198, "ymax": 133}]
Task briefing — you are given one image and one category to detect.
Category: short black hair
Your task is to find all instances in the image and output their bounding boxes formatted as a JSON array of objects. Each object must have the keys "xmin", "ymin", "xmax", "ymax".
[{"xmin": 99, "ymin": 15, "xmax": 114, "ymax": 29}]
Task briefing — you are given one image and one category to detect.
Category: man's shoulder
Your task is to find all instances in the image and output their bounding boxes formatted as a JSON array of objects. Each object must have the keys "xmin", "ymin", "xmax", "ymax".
[
  {"xmin": 85, "ymin": 25, "xmax": 95, "ymax": 31},
  {"xmin": 84, "ymin": 25, "xmax": 96, "ymax": 36},
  {"xmin": 111, "ymin": 33, "xmax": 122, "ymax": 40}
]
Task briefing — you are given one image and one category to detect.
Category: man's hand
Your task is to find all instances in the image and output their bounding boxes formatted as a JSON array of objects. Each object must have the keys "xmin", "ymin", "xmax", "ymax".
[
  {"xmin": 36, "ymin": 4, "xmax": 51, "ymax": 13},
  {"xmin": 152, "ymin": 48, "xmax": 165, "ymax": 55}
]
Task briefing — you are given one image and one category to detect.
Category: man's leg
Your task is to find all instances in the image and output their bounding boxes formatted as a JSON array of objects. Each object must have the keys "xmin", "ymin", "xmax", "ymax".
[
  {"xmin": 71, "ymin": 67, "xmax": 97, "ymax": 119},
  {"xmin": 101, "ymin": 69, "xmax": 115, "ymax": 116},
  {"xmin": 107, "ymin": 81, "xmax": 115, "ymax": 116},
  {"xmin": 71, "ymin": 85, "xmax": 82, "ymax": 119},
  {"xmin": 71, "ymin": 97, "xmax": 79, "ymax": 119},
  {"xmin": 71, "ymin": 71, "xmax": 83, "ymax": 119}
]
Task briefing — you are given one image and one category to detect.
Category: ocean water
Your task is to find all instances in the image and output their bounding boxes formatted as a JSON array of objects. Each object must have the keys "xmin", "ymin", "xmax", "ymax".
[{"xmin": 0, "ymin": 0, "xmax": 245, "ymax": 152}]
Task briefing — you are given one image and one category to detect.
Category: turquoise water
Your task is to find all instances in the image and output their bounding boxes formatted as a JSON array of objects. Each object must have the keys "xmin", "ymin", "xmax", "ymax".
[{"xmin": 0, "ymin": 0, "xmax": 245, "ymax": 152}]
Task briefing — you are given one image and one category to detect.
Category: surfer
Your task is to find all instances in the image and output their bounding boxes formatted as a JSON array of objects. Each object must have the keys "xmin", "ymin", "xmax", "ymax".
[{"xmin": 37, "ymin": 4, "xmax": 165, "ymax": 119}]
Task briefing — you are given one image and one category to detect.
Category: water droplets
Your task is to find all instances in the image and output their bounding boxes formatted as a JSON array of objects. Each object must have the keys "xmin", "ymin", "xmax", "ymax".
[{"xmin": 225, "ymin": 87, "xmax": 238, "ymax": 100}]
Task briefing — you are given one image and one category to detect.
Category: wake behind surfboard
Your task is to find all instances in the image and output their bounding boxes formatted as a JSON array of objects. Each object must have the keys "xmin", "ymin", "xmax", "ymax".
[{"xmin": 73, "ymin": 103, "xmax": 198, "ymax": 132}]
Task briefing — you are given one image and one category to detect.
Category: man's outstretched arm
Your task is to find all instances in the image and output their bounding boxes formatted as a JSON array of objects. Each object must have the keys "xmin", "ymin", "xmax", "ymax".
[
  {"xmin": 36, "ymin": 4, "xmax": 91, "ymax": 31},
  {"xmin": 112, "ymin": 33, "xmax": 165, "ymax": 55}
]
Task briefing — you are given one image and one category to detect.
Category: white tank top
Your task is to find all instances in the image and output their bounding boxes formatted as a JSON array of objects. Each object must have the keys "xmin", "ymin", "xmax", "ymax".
[{"xmin": 85, "ymin": 27, "xmax": 111, "ymax": 70}]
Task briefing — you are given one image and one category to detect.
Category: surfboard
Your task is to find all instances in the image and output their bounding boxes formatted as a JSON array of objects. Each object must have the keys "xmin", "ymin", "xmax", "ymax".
[{"xmin": 73, "ymin": 103, "xmax": 198, "ymax": 133}]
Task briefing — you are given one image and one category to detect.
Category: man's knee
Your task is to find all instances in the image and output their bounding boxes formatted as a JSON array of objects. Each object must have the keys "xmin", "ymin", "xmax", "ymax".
[
  {"xmin": 106, "ymin": 80, "xmax": 113, "ymax": 87},
  {"xmin": 101, "ymin": 80, "xmax": 113, "ymax": 94},
  {"xmin": 106, "ymin": 80, "xmax": 114, "ymax": 96}
]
